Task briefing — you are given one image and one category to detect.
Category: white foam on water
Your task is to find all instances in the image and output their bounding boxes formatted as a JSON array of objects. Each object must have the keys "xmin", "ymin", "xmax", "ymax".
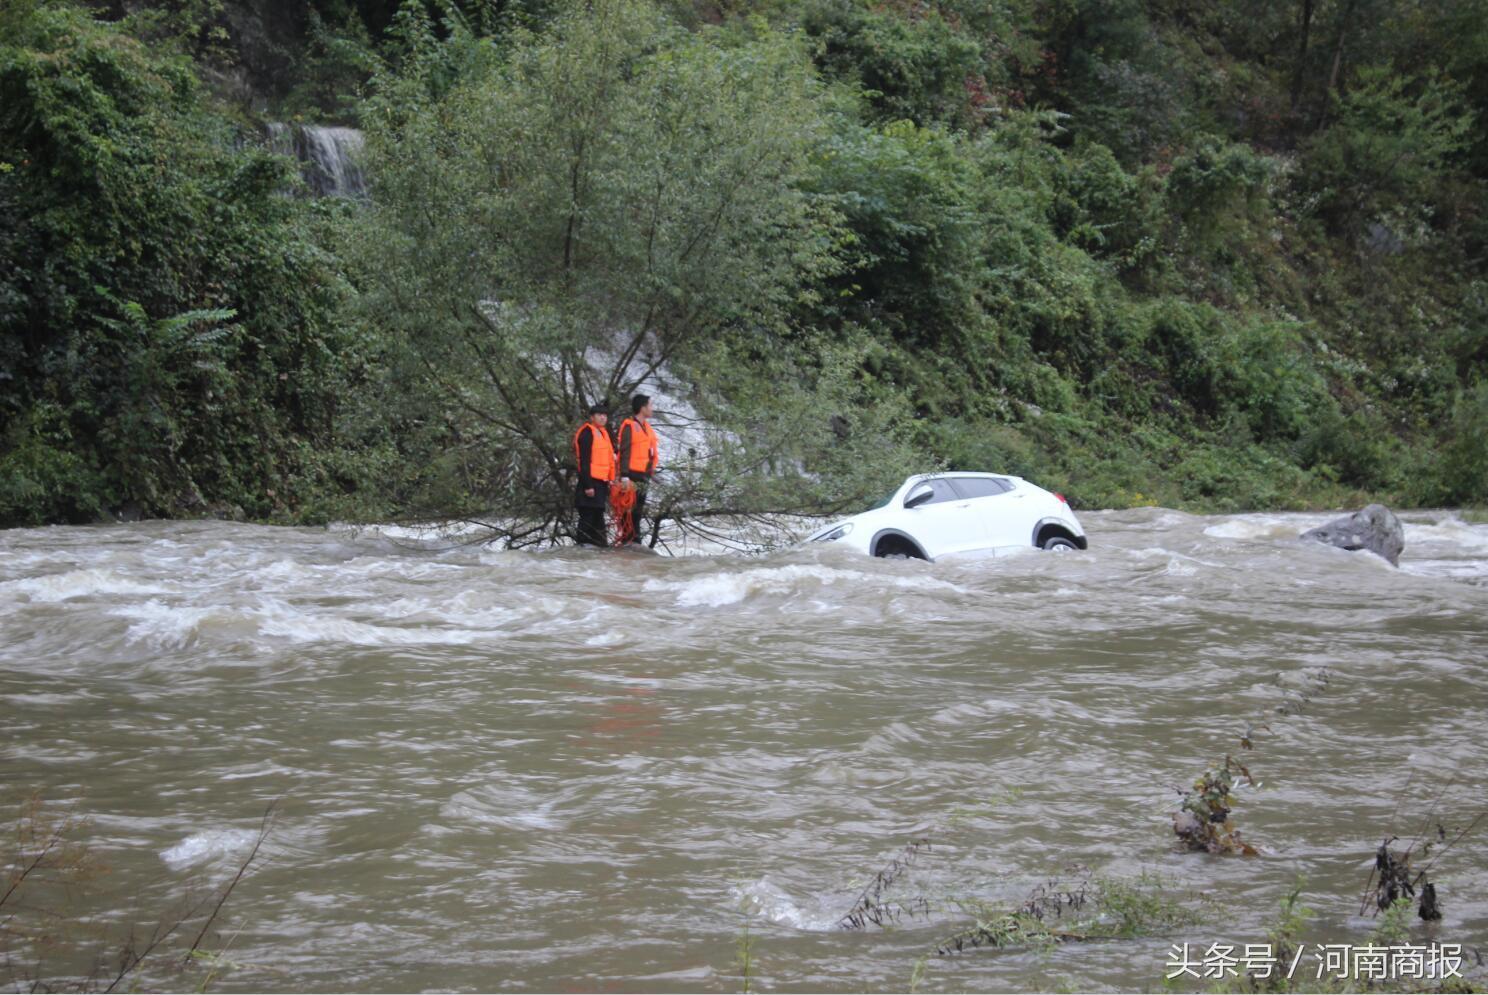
[
  {"xmin": 927, "ymin": 701, "xmax": 992, "ymax": 727},
  {"xmin": 247, "ymin": 558, "xmax": 309, "ymax": 583},
  {"xmin": 2, "ymin": 691, "xmax": 88, "ymax": 706},
  {"xmin": 256, "ymin": 610, "xmax": 502, "ymax": 647},
  {"xmin": 239, "ymin": 556, "xmax": 473, "ymax": 594},
  {"xmin": 1, "ymin": 568, "xmax": 171, "ymax": 602},
  {"xmin": 0, "ymin": 549, "xmax": 69, "ymax": 581},
  {"xmin": 862, "ymin": 721, "xmax": 929, "ymax": 750},
  {"xmin": 1131, "ymin": 547, "xmax": 1223, "ymax": 577},
  {"xmin": 111, "ymin": 600, "xmax": 242, "ymax": 649},
  {"xmin": 400, "ymin": 588, "xmax": 576, "ymax": 625},
  {"xmin": 1406, "ymin": 518, "xmax": 1488, "ymax": 551},
  {"xmin": 161, "ymin": 828, "xmax": 261, "ymax": 870},
  {"xmin": 644, "ymin": 564, "xmax": 965, "ymax": 608},
  {"xmin": 1203, "ymin": 516, "xmax": 1307, "ymax": 541},
  {"xmin": 441, "ymin": 786, "xmax": 568, "ymax": 831},
  {"xmin": 1304, "ymin": 541, "xmax": 1400, "ymax": 571},
  {"xmin": 329, "ymin": 556, "xmax": 473, "ymax": 581},
  {"xmin": 108, "ymin": 594, "xmax": 518, "ymax": 650},
  {"xmin": 1402, "ymin": 559, "xmax": 1488, "ymax": 582},
  {"xmin": 216, "ymin": 760, "xmax": 298, "ymax": 781},
  {"xmin": 325, "ymin": 519, "xmax": 489, "ymax": 546},
  {"xmin": 568, "ymin": 669, "xmax": 665, "ymax": 688},
  {"xmin": 1203, "ymin": 513, "xmax": 1488, "ymax": 578},
  {"xmin": 732, "ymin": 877, "xmax": 841, "ymax": 931}
]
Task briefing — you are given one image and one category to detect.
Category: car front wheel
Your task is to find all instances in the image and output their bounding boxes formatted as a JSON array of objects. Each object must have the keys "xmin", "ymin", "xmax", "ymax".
[
  {"xmin": 875, "ymin": 535, "xmax": 926, "ymax": 559},
  {"xmin": 1040, "ymin": 535, "xmax": 1079, "ymax": 552}
]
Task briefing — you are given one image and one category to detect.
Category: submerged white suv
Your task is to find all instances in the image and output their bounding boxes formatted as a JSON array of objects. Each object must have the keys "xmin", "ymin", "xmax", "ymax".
[{"xmin": 806, "ymin": 473, "xmax": 1087, "ymax": 560}]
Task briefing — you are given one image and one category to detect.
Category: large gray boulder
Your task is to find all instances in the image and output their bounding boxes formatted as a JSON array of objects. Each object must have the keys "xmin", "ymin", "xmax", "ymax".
[{"xmin": 1300, "ymin": 504, "xmax": 1404, "ymax": 566}]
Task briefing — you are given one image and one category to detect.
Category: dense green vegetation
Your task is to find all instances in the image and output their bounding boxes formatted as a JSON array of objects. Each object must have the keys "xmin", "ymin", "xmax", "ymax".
[
  {"xmin": 0, "ymin": 1, "xmax": 356, "ymax": 524},
  {"xmin": 3, "ymin": 0, "xmax": 1487, "ymax": 535}
]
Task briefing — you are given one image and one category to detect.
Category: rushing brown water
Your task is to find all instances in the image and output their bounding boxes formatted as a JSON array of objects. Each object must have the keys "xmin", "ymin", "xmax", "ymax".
[{"xmin": 3, "ymin": 509, "xmax": 1486, "ymax": 993}]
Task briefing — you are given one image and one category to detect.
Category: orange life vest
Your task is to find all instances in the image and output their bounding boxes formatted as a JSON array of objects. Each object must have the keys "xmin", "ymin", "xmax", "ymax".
[
  {"xmin": 618, "ymin": 417, "xmax": 660, "ymax": 476},
  {"xmin": 573, "ymin": 422, "xmax": 616, "ymax": 482}
]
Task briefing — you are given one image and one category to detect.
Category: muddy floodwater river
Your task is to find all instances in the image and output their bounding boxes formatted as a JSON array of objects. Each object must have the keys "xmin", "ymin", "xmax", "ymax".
[{"xmin": 2, "ymin": 510, "xmax": 1487, "ymax": 993}]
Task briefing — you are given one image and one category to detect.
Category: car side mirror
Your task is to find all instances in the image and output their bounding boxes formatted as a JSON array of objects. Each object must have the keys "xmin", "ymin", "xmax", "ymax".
[{"xmin": 904, "ymin": 486, "xmax": 934, "ymax": 509}]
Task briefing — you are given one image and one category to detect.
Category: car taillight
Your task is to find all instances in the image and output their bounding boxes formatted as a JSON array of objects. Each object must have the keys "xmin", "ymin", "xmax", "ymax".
[{"xmin": 1055, "ymin": 493, "xmax": 1068, "ymax": 504}]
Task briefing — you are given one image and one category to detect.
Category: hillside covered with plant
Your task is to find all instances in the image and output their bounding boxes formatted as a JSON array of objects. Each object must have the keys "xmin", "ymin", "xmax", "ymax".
[{"xmin": 3, "ymin": 0, "xmax": 1486, "ymax": 534}]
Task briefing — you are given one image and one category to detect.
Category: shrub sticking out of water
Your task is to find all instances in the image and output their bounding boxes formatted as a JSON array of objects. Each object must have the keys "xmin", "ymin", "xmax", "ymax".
[
  {"xmin": 1172, "ymin": 755, "xmax": 1259, "ymax": 856},
  {"xmin": 935, "ymin": 876, "xmax": 1091, "ymax": 954},
  {"xmin": 1173, "ymin": 667, "xmax": 1337, "ymax": 856},
  {"xmin": 2, "ymin": 794, "xmax": 277, "ymax": 993},
  {"xmin": 1166, "ymin": 880, "xmax": 1485, "ymax": 994},
  {"xmin": 1266, "ymin": 883, "xmax": 1312, "ymax": 978},
  {"xmin": 933, "ymin": 873, "xmax": 1201, "ymax": 957},
  {"xmin": 1366, "ymin": 838, "xmax": 1428, "ymax": 918},
  {"xmin": 732, "ymin": 921, "xmax": 756, "ymax": 995},
  {"xmin": 2, "ymin": 793, "xmax": 96, "ymax": 907},
  {"xmin": 1093, "ymin": 874, "xmax": 1207, "ymax": 938},
  {"xmin": 1361, "ymin": 813, "xmax": 1485, "ymax": 924},
  {"xmin": 837, "ymin": 834, "xmax": 934, "ymax": 931},
  {"xmin": 3, "ymin": 794, "xmax": 104, "ymax": 986},
  {"xmin": 1210, "ymin": 883, "xmax": 1313, "ymax": 994},
  {"xmin": 1240, "ymin": 668, "xmax": 1335, "ymax": 749},
  {"xmin": 1271, "ymin": 667, "xmax": 1332, "ymax": 719}
]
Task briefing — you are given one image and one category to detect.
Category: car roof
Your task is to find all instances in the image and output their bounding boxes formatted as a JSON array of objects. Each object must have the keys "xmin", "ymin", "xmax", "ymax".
[{"xmin": 907, "ymin": 471, "xmax": 1023, "ymax": 483}]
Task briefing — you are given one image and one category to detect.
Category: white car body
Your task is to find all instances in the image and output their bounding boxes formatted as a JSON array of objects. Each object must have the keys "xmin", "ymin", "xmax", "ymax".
[{"xmin": 805, "ymin": 472, "xmax": 1087, "ymax": 560}]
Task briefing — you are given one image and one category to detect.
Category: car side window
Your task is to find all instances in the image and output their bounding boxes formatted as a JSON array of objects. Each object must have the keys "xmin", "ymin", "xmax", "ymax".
[
  {"xmin": 906, "ymin": 478, "xmax": 961, "ymax": 507},
  {"xmin": 949, "ymin": 477, "xmax": 1012, "ymax": 499}
]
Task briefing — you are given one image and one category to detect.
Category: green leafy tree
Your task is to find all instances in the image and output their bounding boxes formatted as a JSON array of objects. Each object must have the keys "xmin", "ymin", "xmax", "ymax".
[
  {"xmin": 352, "ymin": 0, "xmax": 917, "ymax": 544},
  {"xmin": 1300, "ymin": 67, "xmax": 1474, "ymax": 234}
]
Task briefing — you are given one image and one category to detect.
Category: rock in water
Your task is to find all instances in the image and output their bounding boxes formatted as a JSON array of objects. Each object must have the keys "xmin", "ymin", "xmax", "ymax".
[{"xmin": 1300, "ymin": 504, "xmax": 1404, "ymax": 566}]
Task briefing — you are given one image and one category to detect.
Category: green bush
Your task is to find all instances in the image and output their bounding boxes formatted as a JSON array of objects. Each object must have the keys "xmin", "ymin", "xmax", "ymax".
[
  {"xmin": 807, "ymin": 120, "xmax": 984, "ymax": 344},
  {"xmin": 1211, "ymin": 318, "xmax": 1330, "ymax": 443},
  {"xmin": 1167, "ymin": 137, "xmax": 1271, "ymax": 218},
  {"xmin": 1050, "ymin": 141, "xmax": 1159, "ymax": 265},
  {"xmin": 1172, "ymin": 442, "xmax": 1315, "ymax": 511},
  {"xmin": 1427, "ymin": 382, "xmax": 1488, "ymax": 505},
  {"xmin": 1300, "ymin": 68, "xmax": 1474, "ymax": 234},
  {"xmin": 0, "ymin": 404, "xmax": 105, "ymax": 526},
  {"xmin": 799, "ymin": 0, "xmax": 984, "ymax": 128},
  {"xmin": 0, "ymin": 4, "xmax": 354, "ymax": 525},
  {"xmin": 1294, "ymin": 405, "xmax": 1403, "ymax": 492}
]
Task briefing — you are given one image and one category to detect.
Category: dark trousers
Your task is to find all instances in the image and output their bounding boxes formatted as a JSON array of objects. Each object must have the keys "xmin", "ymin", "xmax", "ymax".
[
  {"xmin": 623, "ymin": 475, "xmax": 649, "ymax": 545},
  {"xmin": 576, "ymin": 505, "xmax": 607, "ymax": 547}
]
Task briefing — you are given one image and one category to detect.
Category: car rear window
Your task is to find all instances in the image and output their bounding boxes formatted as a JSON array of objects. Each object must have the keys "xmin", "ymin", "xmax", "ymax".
[{"xmin": 950, "ymin": 476, "xmax": 1013, "ymax": 499}]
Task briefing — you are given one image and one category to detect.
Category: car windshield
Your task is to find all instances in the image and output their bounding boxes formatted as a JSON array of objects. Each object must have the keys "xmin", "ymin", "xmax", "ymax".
[{"xmin": 872, "ymin": 477, "xmax": 931, "ymax": 509}]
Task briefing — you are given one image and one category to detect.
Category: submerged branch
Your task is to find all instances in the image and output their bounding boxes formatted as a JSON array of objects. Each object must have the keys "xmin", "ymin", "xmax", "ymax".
[{"xmin": 839, "ymin": 835, "xmax": 935, "ymax": 931}]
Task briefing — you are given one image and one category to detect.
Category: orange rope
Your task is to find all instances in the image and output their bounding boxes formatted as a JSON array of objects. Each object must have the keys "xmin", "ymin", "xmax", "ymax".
[{"xmin": 608, "ymin": 480, "xmax": 637, "ymax": 545}]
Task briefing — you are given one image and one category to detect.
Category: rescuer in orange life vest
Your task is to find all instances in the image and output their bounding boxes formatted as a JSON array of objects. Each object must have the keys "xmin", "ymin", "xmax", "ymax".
[
  {"xmin": 616, "ymin": 394, "xmax": 661, "ymax": 546},
  {"xmin": 573, "ymin": 402, "xmax": 616, "ymax": 547}
]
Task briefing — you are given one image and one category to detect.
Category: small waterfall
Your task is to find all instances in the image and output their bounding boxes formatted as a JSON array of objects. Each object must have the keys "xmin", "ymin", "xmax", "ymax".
[{"xmin": 262, "ymin": 123, "xmax": 367, "ymax": 199}]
